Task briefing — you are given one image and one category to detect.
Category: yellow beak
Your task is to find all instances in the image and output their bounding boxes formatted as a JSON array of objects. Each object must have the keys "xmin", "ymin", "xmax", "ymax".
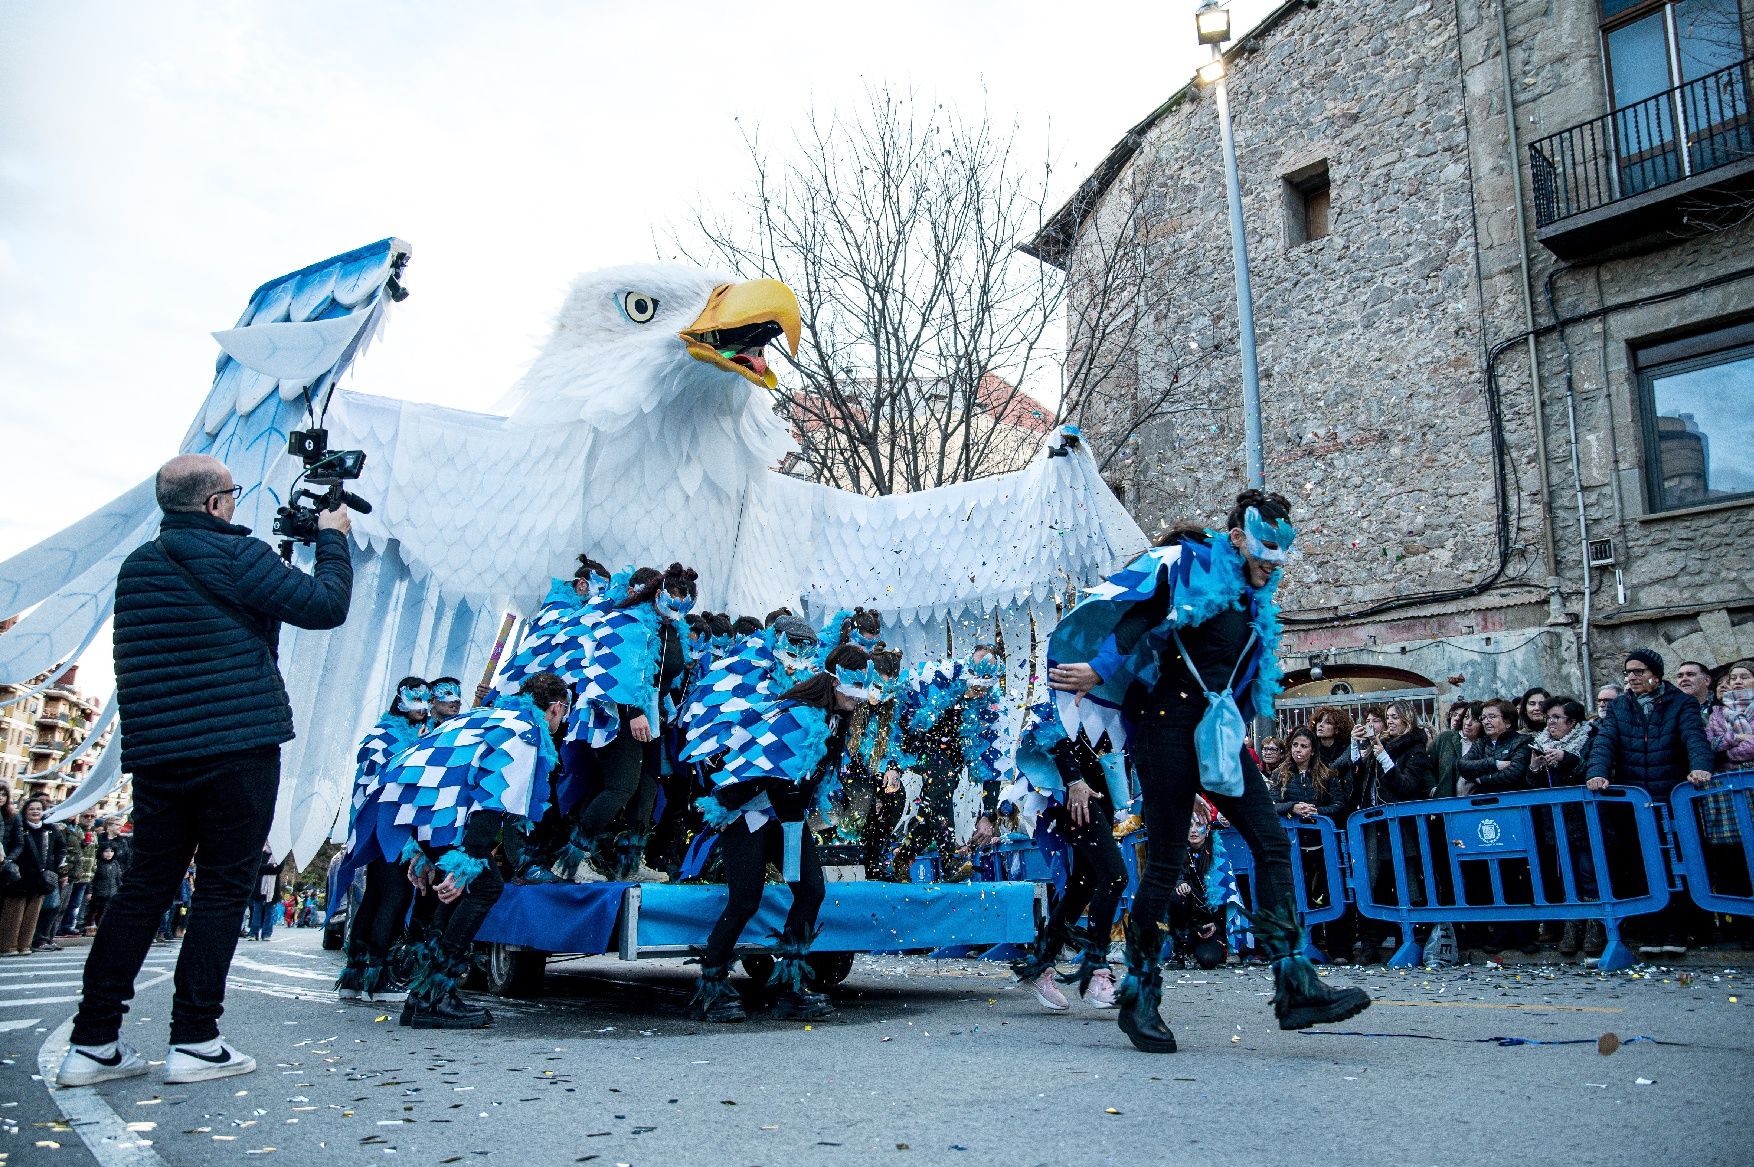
[{"xmin": 679, "ymin": 278, "xmax": 802, "ymax": 390}]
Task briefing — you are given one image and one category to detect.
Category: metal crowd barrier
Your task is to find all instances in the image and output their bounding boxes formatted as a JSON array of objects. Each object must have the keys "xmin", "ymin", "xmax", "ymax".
[
  {"xmin": 1668, "ymin": 771, "xmax": 1754, "ymax": 917},
  {"xmin": 1346, "ymin": 786, "xmax": 1672, "ymax": 971},
  {"xmin": 1216, "ymin": 817, "xmax": 1350, "ymax": 961}
]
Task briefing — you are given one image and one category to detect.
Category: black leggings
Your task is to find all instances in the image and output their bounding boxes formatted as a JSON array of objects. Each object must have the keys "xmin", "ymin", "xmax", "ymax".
[
  {"xmin": 1043, "ymin": 797, "xmax": 1127, "ymax": 948},
  {"xmin": 1128, "ymin": 709, "xmax": 1292, "ymax": 944},
  {"xmin": 575, "ymin": 726, "xmax": 661, "ymax": 840},
  {"xmin": 702, "ymin": 818, "xmax": 826, "ymax": 967},
  {"xmin": 346, "ymin": 859, "xmax": 413, "ymax": 964}
]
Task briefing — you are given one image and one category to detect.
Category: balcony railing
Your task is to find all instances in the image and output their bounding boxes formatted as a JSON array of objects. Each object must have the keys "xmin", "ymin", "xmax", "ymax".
[{"xmin": 1530, "ymin": 57, "xmax": 1753, "ymax": 227}]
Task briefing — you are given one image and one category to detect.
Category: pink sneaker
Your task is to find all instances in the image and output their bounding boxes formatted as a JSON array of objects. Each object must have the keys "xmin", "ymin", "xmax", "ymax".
[
  {"xmin": 1085, "ymin": 967, "xmax": 1117, "ymax": 1009},
  {"xmin": 1028, "ymin": 969, "xmax": 1069, "ymax": 1011}
]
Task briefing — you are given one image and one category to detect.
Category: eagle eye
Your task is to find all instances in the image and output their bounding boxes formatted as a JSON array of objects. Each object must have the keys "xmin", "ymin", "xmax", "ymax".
[{"xmin": 619, "ymin": 292, "xmax": 659, "ymax": 324}]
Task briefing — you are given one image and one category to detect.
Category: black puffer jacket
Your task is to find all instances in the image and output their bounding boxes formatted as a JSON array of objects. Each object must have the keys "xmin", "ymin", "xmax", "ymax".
[
  {"xmin": 1457, "ymin": 731, "xmax": 1534, "ymax": 793},
  {"xmin": 1586, "ymin": 683, "xmax": 1715, "ymax": 799},
  {"xmin": 113, "ymin": 510, "xmax": 353, "ymax": 771}
]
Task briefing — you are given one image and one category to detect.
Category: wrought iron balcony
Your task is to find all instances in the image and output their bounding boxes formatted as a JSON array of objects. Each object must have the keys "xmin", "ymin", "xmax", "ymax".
[{"xmin": 1529, "ymin": 58, "xmax": 1753, "ymax": 254}]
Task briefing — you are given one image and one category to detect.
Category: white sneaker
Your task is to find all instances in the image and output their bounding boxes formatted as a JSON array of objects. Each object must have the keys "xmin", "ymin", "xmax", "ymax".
[
  {"xmin": 1026, "ymin": 969, "xmax": 1069, "ymax": 1011},
  {"xmin": 163, "ymin": 1038, "xmax": 256, "ymax": 1085},
  {"xmin": 1086, "ymin": 967, "xmax": 1118, "ymax": 1009},
  {"xmin": 336, "ymin": 986, "xmax": 361, "ymax": 1000},
  {"xmin": 56, "ymin": 1039, "xmax": 150, "ymax": 1087},
  {"xmin": 365, "ymin": 984, "xmax": 409, "ymax": 1004},
  {"xmin": 633, "ymin": 863, "xmax": 670, "ymax": 884}
]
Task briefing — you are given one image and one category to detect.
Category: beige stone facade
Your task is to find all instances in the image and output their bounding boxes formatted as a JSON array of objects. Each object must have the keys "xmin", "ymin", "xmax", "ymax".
[{"xmin": 1032, "ymin": 0, "xmax": 1754, "ymax": 709}]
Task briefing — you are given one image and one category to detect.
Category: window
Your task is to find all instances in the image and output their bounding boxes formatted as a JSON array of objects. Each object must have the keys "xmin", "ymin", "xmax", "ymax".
[
  {"xmin": 1635, "ymin": 319, "xmax": 1754, "ymax": 510},
  {"xmin": 1600, "ymin": 0, "xmax": 1749, "ymax": 194},
  {"xmin": 1284, "ymin": 160, "xmax": 1331, "ymax": 246}
]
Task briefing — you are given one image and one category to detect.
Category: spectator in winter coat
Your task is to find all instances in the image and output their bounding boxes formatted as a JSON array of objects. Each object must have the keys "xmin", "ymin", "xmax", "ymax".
[
  {"xmin": 1271, "ymin": 728, "xmax": 1353, "ymax": 821},
  {"xmin": 1594, "ymin": 685, "xmax": 1621, "ymax": 722},
  {"xmin": 1459, "ymin": 699, "xmax": 1534, "ymax": 793},
  {"xmin": 1430, "ymin": 702, "xmax": 1480, "ymax": 799},
  {"xmin": 1349, "ymin": 705, "xmax": 1431, "ymax": 808},
  {"xmin": 1706, "ymin": 660, "xmax": 1754, "ymax": 771},
  {"xmin": 1516, "ymin": 687, "xmax": 1550, "ymax": 736},
  {"xmin": 1530, "ymin": 698, "xmax": 1593, "ymax": 787},
  {"xmin": 1674, "ymin": 661, "xmax": 1715, "ymax": 726},
  {"xmin": 1, "ymin": 798, "xmax": 62, "ymax": 955},
  {"xmin": 87, "ymin": 842, "xmax": 123, "ymax": 934},
  {"xmin": 1586, "ymin": 650, "xmax": 1714, "ymax": 800},
  {"xmin": 58, "ymin": 814, "xmax": 98, "ymax": 937}
]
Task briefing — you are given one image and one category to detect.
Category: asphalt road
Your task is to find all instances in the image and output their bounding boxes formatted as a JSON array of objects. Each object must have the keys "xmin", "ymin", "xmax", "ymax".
[{"xmin": 4, "ymin": 927, "xmax": 1749, "ymax": 1167}]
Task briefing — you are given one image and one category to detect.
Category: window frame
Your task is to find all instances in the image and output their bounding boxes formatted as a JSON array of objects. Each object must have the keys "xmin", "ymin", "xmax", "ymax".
[{"xmin": 1634, "ymin": 320, "xmax": 1754, "ymax": 513}]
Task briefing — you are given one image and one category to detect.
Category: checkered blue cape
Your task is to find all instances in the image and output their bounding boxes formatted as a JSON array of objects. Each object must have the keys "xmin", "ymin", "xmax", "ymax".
[
  {"xmin": 689, "ymin": 697, "xmax": 835, "ymax": 798},
  {"xmin": 565, "ymin": 604, "xmax": 665, "ymax": 748},
  {"xmin": 1046, "ymin": 537, "xmax": 1284, "ymax": 752},
  {"xmin": 348, "ymin": 713, "xmax": 425, "ymax": 835},
  {"xmin": 349, "ymin": 697, "xmax": 557, "ymax": 864},
  {"xmin": 1209, "ymin": 832, "xmax": 1256, "ymax": 955},
  {"xmin": 680, "ymin": 630, "xmax": 785, "ymax": 757},
  {"xmin": 493, "ymin": 578, "xmax": 618, "ymax": 695}
]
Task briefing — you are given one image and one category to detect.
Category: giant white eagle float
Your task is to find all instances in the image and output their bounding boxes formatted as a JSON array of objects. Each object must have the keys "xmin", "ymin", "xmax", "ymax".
[{"xmin": 0, "ymin": 239, "xmax": 1146, "ymax": 861}]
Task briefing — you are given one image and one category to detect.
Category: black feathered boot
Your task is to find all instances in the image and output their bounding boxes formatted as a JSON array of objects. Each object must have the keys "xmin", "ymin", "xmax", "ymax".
[
  {"xmin": 688, "ymin": 962, "xmax": 748, "ymax": 1023},
  {"xmin": 402, "ymin": 944, "xmax": 491, "ymax": 1030},
  {"xmin": 1251, "ymin": 898, "xmax": 1371, "ymax": 1031},
  {"xmin": 1009, "ymin": 923, "xmax": 1065, "ymax": 982},
  {"xmin": 769, "ymin": 929, "xmax": 833, "ymax": 1021},
  {"xmin": 1115, "ymin": 918, "xmax": 1176, "ymax": 1053}
]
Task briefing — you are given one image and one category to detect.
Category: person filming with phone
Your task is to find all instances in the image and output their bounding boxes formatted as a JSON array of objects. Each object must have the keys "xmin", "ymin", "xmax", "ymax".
[{"xmin": 58, "ymin": 453, "xmax": 353, "ymax": 1088}]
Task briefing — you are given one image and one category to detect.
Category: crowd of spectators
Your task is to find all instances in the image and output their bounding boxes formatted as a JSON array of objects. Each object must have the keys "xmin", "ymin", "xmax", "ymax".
[
  {"xmin": 1259, "ymin": 649, "xmax": 1751, "ymax": 960},
  {"xmin": 0, "ymin": 789, "xmax": 330, "ymax": 958}
]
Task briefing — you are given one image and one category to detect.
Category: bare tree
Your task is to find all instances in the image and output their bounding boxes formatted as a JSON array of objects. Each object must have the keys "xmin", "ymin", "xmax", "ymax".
[{"xmin": 678, "ymin": 84, "xmax": 1218, "ymax": 495}]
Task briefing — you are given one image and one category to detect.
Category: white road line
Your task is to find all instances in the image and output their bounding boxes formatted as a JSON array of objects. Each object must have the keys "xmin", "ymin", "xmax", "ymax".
[
  {"xmin": 0, "ymin": 978, "xmax": 85, "ymax": 991},
  {"xmin": 0, "ymin": 1016, "xmax": 42, "ymax": 1032},
  {"xmin": 227, "ymin": 956, "xmax": 337, "ymax": 983},
  {"xmin": 1, "ymin": 969, "xmax": 170, "ymax": 1008},
  {"xmin": 37, "ymin": 1019, "xmax": 168, "ymax": 1167}
]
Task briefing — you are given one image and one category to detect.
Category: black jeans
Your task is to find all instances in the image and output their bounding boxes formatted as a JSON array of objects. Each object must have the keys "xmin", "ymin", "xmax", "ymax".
[
  {"xmin": 1043, "ymin": 797, "xmax": 1127, "ymax": 949},
  {"xmin": 422, "ymin": 850, "xmax": 506, "ymax": 959},
  {"xmin": 1127, "ymin": 708, "xmax": 1292, "ymax": 948},
  {"xmin": 702, "ymin": 818, "xmax": 825, "ymax": 967},
  {"xmin": 72, "ymin": 746, "xmax": 279, "ymax": 1047},
  {"xmin": 345, "ymin": 859, "xmax": 413, "ymax": 964}
]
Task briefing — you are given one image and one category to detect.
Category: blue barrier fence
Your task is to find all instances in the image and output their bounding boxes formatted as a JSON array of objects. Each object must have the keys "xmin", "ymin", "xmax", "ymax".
[
  {"xmin": 1347, "ymin": 786, "xmax": 1673, "ymax": 971},
  {"xmin": 952, "ymin": 778, "xmax": 1754, "ymax": 971},
  {"xmin": 1668, "ymin": 770, "xmax": 1754, "ymax": 916},
  {"xmin": 1215, "ymin": 817, "xmax": 1349, "ymax": 961}
]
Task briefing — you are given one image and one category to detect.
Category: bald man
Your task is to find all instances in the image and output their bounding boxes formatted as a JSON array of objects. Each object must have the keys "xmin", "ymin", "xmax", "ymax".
[{"xmin": 59, "ymin": 454, "xmax": 353, "ymax": 1088}]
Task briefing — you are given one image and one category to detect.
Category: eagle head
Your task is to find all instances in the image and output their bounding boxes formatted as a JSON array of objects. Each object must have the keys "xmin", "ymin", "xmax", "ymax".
[{"xmin": 499, "ymin": 262, "xmax": 801, "ymax": 435}]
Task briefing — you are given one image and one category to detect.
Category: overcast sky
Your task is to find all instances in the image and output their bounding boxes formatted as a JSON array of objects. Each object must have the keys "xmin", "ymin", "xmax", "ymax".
[{"xmin": 0, "ymin": 0, "xmax": 1272, "ymax": 697}]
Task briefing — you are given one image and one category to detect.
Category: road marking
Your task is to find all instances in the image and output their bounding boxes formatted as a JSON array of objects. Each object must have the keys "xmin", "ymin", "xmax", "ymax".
[
  {"xmin": 37, "ymin": 1018, "xmax": 168, "ymax": 1167},
  {"xmin": 228, "ymin": 955, "xmax": 339, "ymax": 983},
  {"xmin": 0, "ymin": 978, "xmax": 85, "ymax": 991},
  {"xmin": 0, "ymin": 1016, "xmax": 42, "ymax": 1032},
  {"xmin": 1372, "ymin": 999, "xmax": 1626, "ymax": 1014},
  {"xmin": 1, "ymin": 969, "xmax": 170, "ymax": 1008}
]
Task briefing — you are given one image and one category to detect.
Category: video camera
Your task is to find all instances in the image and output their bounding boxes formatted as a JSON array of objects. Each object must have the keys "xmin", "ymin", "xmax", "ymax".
[{"xmin": 272, "ymin": 427, "xmax": 372, "ymax": 560}]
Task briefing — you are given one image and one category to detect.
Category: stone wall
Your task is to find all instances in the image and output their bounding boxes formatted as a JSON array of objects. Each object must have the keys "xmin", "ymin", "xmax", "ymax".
[{"xmin": 1058, "ymin": 0, "xmax": 1753, "ymax": 700}]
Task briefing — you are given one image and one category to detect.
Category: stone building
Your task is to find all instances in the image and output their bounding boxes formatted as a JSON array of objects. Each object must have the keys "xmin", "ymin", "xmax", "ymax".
[
  {"xmin": 0, "ymin": 617, "xmax": 124, "ymax": 811},
  {"xmin": 1028, "ymin": 0, "xmax": 1753, "ymax": 718}
]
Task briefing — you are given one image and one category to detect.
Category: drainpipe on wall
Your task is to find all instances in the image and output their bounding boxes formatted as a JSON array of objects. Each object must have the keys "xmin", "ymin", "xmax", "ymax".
[{"xmin": 1494, "ymin": 0, "xmax": 1577, "ymax": 676}]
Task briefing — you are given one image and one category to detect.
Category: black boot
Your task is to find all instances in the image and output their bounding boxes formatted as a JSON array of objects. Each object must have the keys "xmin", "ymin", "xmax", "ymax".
[
  {"xmin": 689, "ymin": 963, "xmax": 748, "ymax": 1023},
  {"xmin": 769, "ymin": 930, "xmax": 833, "ymax": 1021},
  {"xmin": 1115, "ymin": 919, "xmax": 1177, "ymax": 1053},
  {"xmin": 402, "ymin": 944, "xmax": 490, "ymax": 1029},
  {"xmin": 1251, "ymin": 899, "xmax": 1371, "ymax": 1031}
]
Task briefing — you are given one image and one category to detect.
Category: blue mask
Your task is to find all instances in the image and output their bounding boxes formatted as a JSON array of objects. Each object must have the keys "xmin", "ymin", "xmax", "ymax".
[
  {"xmin": 430, "ymin": 680, "xmax": 462, "ymax": 705},
  {"xmin": 1242, "ymin": 506, "xmax": 1296, "ymax": 565},
  {"xmin": 657, "ymin": 591, "xmax": 695, "ymax": 620},
  {"xmin": 850, "ymin": 629, "xmax": 880, "ymax": 650},
  {"xmin": 397, "ymin": 684, "xmax": 431, "ymax": 714}
]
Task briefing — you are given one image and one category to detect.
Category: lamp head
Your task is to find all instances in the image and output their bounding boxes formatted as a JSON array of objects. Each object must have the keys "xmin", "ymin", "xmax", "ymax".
[{"xmin": 1195, "ymin": 1, "xmax": 1232, "ymax": 45}]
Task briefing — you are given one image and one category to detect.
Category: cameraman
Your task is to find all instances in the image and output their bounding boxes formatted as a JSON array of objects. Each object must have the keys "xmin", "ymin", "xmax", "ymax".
[{"xmin": 59, "ymin": 454, "xmax": 352, "ymax": 1088}]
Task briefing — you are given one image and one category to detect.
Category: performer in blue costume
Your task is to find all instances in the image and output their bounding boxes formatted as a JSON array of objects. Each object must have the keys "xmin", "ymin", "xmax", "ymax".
[
  {"xmin": 492, "ymin": 554, "xmax": 612, "ymax": 697},
  {"xmin": 563, "ymin": 563, "xmax": 697, "ymax": 882},
  {"xmin": 889, "ymin": 649, "xmax": 1004, "ymax": 882},
  {"xmin": 336, "ymin": 677, "xmax": 430, "ymax": 1002},
  {"xmin": 1047, "ymin": 489, "xmax": 1370, "ymax": 1053},
  {"xmin": 687, "ymin": 645, "xmax": 874, "ymax": 1024},
  {"xmin": 1010, "ymin": 702, "xmax": 1128, "ymax": 1012},
  {"xmin": 349, "ymin": 672, "xmax": 570, "ymax": 1029}
]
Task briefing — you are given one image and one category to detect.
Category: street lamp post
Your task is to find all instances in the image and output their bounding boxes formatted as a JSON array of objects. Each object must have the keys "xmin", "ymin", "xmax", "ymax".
[{"xmin": 1195, "ymin": 0, "xmax": 1264, "ymax": 490}]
